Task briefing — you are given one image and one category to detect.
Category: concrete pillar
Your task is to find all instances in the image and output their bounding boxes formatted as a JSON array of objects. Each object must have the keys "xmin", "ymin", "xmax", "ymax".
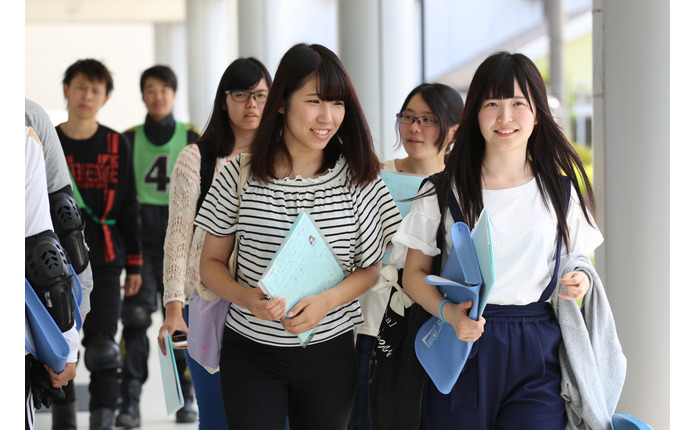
[
  {"xmin": 337, "ymin": 0, "xmax": 381, "ymax": 157},
  {"xmin": 545, "ymin": 0, "xmax": 565, "ymax": 104},
  {"xmin": 237, "ymin": 0, "xmax": 272, "ymax": 69},
  {"xmin": 671, "ymin": 4, "xmax": 694, "ymax": 428},
  {"xmin": 545, "ymin": 0, "xmax": 569, "ymax": 132},
  {"xmin": 154, "ymin": 22, "xmax": 192, "ymax": 124},
  {"xmin": 338, "ymin": 0, "xmax": 418, "ymax": 162},
  {"xmin": 186, "ymin": 0, "xmax": 231, "ymax": 130},
  {"xmin": 592, "ymin": 0, "xmax": 669, "ymax": 427},
  {"xmin": 226, "ymin": 0, "xmax": 240, "ymax": 62},
  {"xmin": 379, "ymin": 0, "xmax": 419, "ymax": 161}
]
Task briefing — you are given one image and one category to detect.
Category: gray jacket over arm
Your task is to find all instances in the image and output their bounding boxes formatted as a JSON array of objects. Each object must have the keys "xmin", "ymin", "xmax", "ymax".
[{"xmin": 551, "ymin": 252, "xmax": 626, "ymax": 430}]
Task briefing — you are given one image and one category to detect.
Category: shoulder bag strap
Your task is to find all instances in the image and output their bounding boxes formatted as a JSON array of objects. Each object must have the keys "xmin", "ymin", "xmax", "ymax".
[
  {"xmin": 195, "ymin": 143, "xmax": 217, "ymax": 215},
  {"xmin": 227, "ymin": 154, "xmax": 251, "ymax": 280},
  {"xmin": 423, "ymin": 174, "xmax": 464, "ymax": 277}
]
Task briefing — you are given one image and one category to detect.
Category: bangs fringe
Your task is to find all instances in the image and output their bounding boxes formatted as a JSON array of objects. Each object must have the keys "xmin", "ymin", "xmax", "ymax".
[
  {"xmin": 482, "ymin": 64, "xmax": 533, "ymax": 110},
  {"xmin": 316, "ymin": 62, "xmax": 350, "ymax": 102}
]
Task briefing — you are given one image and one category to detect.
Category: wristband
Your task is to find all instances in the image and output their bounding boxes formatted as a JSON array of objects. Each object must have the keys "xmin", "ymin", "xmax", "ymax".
[{"xmin": 438, "ymin": 299, "xmax": 452, "ymax": 323}]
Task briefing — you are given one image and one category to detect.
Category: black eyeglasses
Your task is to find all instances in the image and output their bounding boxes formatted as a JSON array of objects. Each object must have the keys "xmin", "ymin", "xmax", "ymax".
[
  {"xmin": 224, "ymin": 89, "xmax": 269, "ymax": 103},
  {"xmin": 396, "ymin": 112, "xmax": 438, "ymax": 127}
]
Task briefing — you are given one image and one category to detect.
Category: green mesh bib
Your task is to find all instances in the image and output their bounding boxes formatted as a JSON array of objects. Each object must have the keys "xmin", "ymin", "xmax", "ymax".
[{"xmin": 133, "ymin": 122, "xmax": 189, "ymax": 205}]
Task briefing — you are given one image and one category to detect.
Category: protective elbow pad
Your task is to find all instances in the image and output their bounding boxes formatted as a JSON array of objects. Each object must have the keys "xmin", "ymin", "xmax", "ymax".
[
  {"xmin": 25, "ymin": 230, "xmax": 75, "ymax": 332},
  {"xmin": 49, "ymin": 190, "xmax": 89, "ymax": 273},
  {"xmin": 84, "ymin": 338, "xmax": 121, "ymax": 372}
]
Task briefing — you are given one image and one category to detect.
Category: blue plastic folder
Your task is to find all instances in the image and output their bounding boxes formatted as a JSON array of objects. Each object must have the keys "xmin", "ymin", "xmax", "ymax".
[
  {"xmin": 415, "ymin": 210, "xmax": 495, "ymax": 394},
  {"xmin": 379, "ymin": 171, "xmax": 426, "ymax": 217},
  {"xmin": 158, "ymin": 332, "xmax": 184, "ymax": 415},
  {"xmin": 25, "ymin": 279, "xmax": 70, "ymax": 373},
  {"xmin": 379, "ymin": 171, "xmax": 426, "ymax": 265},
  {"xmin": 258, "ymin": 211, "xmax": 345, "ymax": 346},
  {"xmin": 25, "ymin": 266, "xmax": 83, "ymax": 373}
]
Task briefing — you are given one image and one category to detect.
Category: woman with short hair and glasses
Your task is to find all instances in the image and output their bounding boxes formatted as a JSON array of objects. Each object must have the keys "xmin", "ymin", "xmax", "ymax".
[
  {"xmin": 349, "ymin": 82, "xmax": 463, "ymax": 430},
  {"xmin": 157, "ymin": 57, "xmax": 272, "ymax": 430},
  {"xmin": 389, "ymin": 82, "xmax": 463, "ymax": 174}
]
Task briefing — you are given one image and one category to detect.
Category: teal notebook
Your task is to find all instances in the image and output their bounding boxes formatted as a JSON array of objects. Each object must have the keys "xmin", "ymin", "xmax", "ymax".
[
  {"xmin": 379, "ymin": 171, "xmax": 426, "ymax": 217},
  {"xmin": 379, "ymin": 171, "xmax": 426, "ymax": 264},
  {"xmin": 258, "ymin": 211, "xmax": 345, "ymax": 346},
  {"xmin": 158, "ymin": 332, "xmax": 184, "ymax": 415}
]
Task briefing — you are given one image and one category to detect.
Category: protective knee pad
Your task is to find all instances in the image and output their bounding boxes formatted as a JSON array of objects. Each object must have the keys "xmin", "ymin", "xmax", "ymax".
[
  {"xmin": 84, "ymin": 338, "xmax": 121, "ymax": 372},
  {"xmin": 49, "ymin": 188, "xmax": 89, "ymax": 273},
  {"xmin": 25, "ymin": 230, "xmax": 75, "ymax": 332},
  {"xmin": 121, "ymin": 303, "xmax": 151, "ymax": 329}
]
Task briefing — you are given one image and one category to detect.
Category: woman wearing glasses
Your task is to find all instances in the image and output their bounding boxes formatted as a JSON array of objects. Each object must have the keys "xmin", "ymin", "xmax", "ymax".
[
  {"xmin": 386, "ymin": 83, "xmax": 463, "ymax": 175},
  {"xmin": 349, "ymin": 82, "xmax": 463, "ymax": 430},
  {"xmin": 157, "ymin": 57, "xmax": 272, "ymax": 430}
]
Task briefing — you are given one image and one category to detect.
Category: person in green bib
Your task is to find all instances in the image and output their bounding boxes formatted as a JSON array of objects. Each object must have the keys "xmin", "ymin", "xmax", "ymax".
[{"xmin": 118, "ymin": 65, "xmax": 200, "ymax": 428}]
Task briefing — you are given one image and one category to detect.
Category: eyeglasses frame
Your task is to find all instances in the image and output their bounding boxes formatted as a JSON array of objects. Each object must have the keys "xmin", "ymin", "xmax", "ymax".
[
  {"xmin": 224, "ymin": 89, "xmax": 269, "ymax": 102},
  {"xmin": 396, "ymin": 112, "xmax": 439, "ymax": 127}
]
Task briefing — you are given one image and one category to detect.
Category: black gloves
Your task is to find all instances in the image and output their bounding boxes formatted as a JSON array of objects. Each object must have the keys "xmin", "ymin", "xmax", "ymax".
[{"xmin": 28, "ymin": 355, "xmax": 66, "ymax": 410}]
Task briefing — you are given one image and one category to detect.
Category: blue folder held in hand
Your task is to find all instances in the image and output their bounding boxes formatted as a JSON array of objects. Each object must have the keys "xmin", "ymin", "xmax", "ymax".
[
  {"xmin": 415, "ymin": 214, "xmax": 495, "ymax": 394},
  {"xmin": 25, "ymin": 266, "xmax": 83, "ymax": 373},
  {"xmin": 25, "ymin": 279, "xmax": 70, "ymax": 373}
]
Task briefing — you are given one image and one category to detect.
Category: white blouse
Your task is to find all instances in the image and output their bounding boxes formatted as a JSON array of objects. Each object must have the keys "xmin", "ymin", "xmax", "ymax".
[
  {"xmin": 357, "ymin": 159, "xmax": 408, "ymax": 337},
  {"xmin": 390, "ymin": 177, "xmax": 604, "ymax": 305}
]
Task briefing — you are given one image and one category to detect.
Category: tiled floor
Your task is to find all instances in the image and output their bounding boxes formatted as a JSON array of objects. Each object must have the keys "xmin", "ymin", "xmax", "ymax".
[{"xmin": 34, "ymin": 311, "xmax": 198, "ymax": 430}]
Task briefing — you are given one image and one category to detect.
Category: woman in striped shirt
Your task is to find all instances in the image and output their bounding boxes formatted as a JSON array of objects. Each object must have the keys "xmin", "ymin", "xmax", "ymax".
[{"xmin": 195, "ymin": 43, "xmax": 401, "ymax": 430}]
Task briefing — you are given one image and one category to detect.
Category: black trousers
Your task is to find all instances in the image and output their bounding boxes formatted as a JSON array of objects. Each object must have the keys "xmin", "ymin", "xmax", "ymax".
[
  {"xmin": 52, "ymin": 265, "xmax": 123, "ymax": 411},
  {"xmin": 220, "ymin": 328, "xmax": 357, "ymax": 430},
  {"xmin": 120, "ymin": 253, "xmax": 159, "ymax": 383},
  {"xmin": 82, "ymin": 265, "xmax": 123, "ymax": 411},
  {"xmin": 120, "ymin": 253, "xmax": 189, "ymax": 389}
]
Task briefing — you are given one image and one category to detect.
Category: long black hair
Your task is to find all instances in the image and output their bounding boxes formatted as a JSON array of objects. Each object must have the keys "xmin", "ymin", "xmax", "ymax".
[
  {"xmin": 196, "ymin": 57, "xmax": 272, "ymax": 158},
  {"xmin": 439, "ymin": 51, "xmax": 595, "ymax": 248},
  {"xmin": 249, "ymin": 43, "xmax": 380, "ymax": 186}
]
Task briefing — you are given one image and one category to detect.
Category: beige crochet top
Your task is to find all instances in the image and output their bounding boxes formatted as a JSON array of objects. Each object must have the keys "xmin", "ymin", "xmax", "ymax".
[{"xmin": 162, "ymin": 144, "xmax": 232, "ymax": 306}]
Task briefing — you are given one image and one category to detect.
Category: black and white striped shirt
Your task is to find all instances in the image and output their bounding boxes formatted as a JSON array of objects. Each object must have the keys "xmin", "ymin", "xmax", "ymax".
[{"xmin": 195, "ymin": 155, "xmax": 401, "ymax": 347}]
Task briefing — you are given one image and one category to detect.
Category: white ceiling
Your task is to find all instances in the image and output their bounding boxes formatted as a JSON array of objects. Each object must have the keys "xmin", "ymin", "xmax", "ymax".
[{"xmin": 25, "ymin": 0, "xmax": 186, "ymax": 23}]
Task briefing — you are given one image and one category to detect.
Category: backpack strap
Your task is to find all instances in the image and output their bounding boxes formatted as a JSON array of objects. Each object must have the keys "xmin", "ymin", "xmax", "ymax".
[
  {"xmin": 422, "ymin": 174, "xmax": 464, "ymax": 277},
  {"xmin": 195, "ymin": 147, "xmax": 251, "ymax": 216},
  {"xmin": 195, "ymin": 143, "xmax": 217, "ymax": 216}
]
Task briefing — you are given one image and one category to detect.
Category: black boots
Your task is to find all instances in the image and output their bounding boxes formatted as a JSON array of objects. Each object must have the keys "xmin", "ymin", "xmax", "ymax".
[
  {"xmin": 175, "ymin": 370, "xmax": 197, "ymax": 423},
  {"xmin": 175, "ymin": 397, "xmax": 197, "ymax": 423},
  {"xmin": 51, "ymin": 400, "xmax": 77, "ymax": 430},
  {"xmin": 115, "ymin": 379, "xmax": 141, "ymax": 428},
  {"xmin": 89, "ymin": 407, "xmax": 115, "ymax": 430},
  {"xmin": 114, "ymin": 367, "xmax": 197, "ymax": 426}
]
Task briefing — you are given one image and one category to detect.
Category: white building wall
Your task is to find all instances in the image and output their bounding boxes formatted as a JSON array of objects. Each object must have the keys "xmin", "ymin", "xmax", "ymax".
[
  {"xmin": 593, "ymin": 0, "xmax": 670, "ymax": 428},
  {"xmin": 25, "ymin": 22, "xmax": 154, "ymax": 131}
]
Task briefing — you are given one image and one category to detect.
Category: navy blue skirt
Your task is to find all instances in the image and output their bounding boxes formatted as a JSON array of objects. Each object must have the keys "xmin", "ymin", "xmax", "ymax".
[{"xmin": 423, "ymin": 302, "xmax": 567, "ymax": 430}]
